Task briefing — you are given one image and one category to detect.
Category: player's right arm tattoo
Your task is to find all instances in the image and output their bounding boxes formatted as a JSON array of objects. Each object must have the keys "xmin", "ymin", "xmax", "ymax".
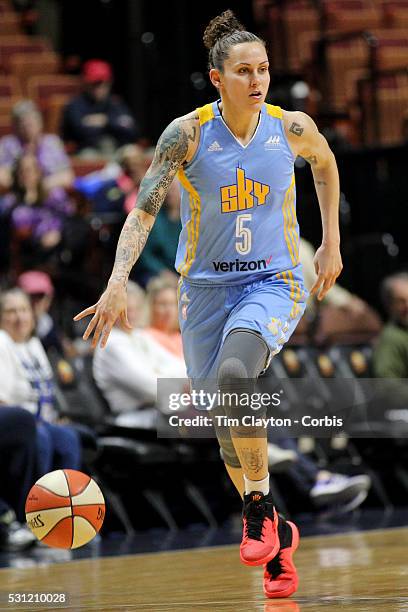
[
  {"xmin": 239, "ymin": 448, "xmax": 265, "ymax": 475},
  {"xmin": 109, "ymin": 119, "xmax": 190, "ymax": 285}
]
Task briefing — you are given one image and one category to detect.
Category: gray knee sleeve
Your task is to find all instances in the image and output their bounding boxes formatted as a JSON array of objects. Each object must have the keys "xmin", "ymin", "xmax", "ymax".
[{"xmin": 214, "ymin": 329, "xmax": 270, "ymax": 464}]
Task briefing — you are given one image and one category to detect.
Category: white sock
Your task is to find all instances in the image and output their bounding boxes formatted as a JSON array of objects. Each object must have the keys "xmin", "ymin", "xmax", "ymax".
[{"xmin": 244, "ymin": 473, "xmax": 270, "ymax": 495}]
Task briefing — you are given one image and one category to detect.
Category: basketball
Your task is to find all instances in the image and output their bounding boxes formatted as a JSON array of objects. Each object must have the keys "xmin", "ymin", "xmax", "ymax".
[{"xmin": 25, "ymin": 469, "xmax": 105, "ymax": 549}]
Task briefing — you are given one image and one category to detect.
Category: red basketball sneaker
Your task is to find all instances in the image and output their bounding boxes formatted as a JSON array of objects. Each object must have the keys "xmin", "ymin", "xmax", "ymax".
[
  {"xmin": 240, "ymin": 491, "xmax": 280, "ymax": 566},
  {"xmin": 263, "ymin": 518, "xmax": 300, "ymax": 599}
]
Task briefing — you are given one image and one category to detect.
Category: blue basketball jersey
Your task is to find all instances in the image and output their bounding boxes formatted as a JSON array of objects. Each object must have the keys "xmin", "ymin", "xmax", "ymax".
[{"xmin": 175, "ymin": 101, "xmax": 299, "ymax": 286}]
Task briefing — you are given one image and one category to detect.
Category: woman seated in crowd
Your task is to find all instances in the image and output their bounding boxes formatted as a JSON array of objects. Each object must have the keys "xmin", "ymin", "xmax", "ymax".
[
  {"xmin": 0, "ymin": 153, "xmax": 73, "ymax": 268},
  {"xmin": 0, "ymin": 288, "xmax": 81, "ymax": 476},
  {"xmin": 144, "ymin": 275, "xmax": 184, "ymax": 361},
  {"xmin": 93, "ymin": 281, "xmax": 186, "ymax": 427},
  {"xmin": 0, "ymin": 100, "xmax": 74, "ymax": 194}
]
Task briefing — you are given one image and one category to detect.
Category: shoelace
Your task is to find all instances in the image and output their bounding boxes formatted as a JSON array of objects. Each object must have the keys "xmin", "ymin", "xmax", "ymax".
[{"xmin": 245, "ymin": 500, "xmax": 266, "ymax": 541}]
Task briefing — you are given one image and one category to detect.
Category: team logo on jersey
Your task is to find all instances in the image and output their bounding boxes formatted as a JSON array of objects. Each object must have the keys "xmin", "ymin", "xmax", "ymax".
[
  {"xmin": 220, "ymin": 166, "xmax": 270, "ymax": 213},
  {"xmin": 264, "ymin": 135, "xmax": 280, "ymax": 150},
  {"xmin": 266, "ymin": 317, "xmax": 282, "ymax": 336},
  {"xmin": 208, "ymin": 140, "xmax": 223, "ymax": 152}
]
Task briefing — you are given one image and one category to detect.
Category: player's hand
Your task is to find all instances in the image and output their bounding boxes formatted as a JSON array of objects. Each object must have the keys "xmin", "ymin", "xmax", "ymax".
[
  {"xmin": 73, "ymin": 280, "xmax": 132, "ymax": 349},
  {"xmin": 310, "ymin": 243, "xmax": 343, "ymax": 301}
]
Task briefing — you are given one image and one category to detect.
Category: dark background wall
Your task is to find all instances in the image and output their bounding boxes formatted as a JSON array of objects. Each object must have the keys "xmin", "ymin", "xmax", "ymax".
[{"xmin": 59, "ymin": 0, "xmax": 254, "ymax": 140}]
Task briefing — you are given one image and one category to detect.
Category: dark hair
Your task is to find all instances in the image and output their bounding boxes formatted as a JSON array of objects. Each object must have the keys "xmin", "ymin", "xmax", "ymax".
[
  {"xmin": 380, "ymin": 271, "xmax": 408, "ymax": 313},
  {"xmin": 11, "ymin": 153, "xmax": 45, "ymax": 205},
  {"xmin": 203, "ymin": 9, "xmax": 265, "ymax": 71}
]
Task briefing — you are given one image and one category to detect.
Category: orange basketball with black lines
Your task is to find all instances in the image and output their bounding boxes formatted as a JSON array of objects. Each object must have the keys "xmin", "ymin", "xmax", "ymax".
[{"xmin": 25, "ymin": 469, "xmax": 105, "ymax": 549}]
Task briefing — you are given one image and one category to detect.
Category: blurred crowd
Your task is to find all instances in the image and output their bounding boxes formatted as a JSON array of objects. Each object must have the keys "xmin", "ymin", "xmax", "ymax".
[{"xmin": 0, "ymin": 59, "xmax": 407, "ymax": 553}]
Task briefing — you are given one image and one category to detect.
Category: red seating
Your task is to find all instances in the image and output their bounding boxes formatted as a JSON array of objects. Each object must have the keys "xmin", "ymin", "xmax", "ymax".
[
  {"xmin": 44, "ymin": 94, "xmax": 70, "ymax": 135},
  {"xmin": 0, "ymin": 12, "xmax": 22, "ymax": 35},
  {"xmin": 9, "ymin": 51, "xmax": 60, "ymax": 96},
  {"xmin": 324, "ymin": 0, "xmax": 383, "ymax": 33},
  {"xmin": 359, "ymin": 72, "xmax": 408, "ymax": 144},
  {"xmin": 26, "ymin": 75, "xmax": 80, "ymax": 105},
  {"xmin": 71, "ymin": 157, "xmax": 106, "ymax": 177},
  {"xmin": 0, "ymin": 36, "xmax": 50, "ymax": 72},
  {"xmin": 0, "ymin": 74, "xmax": 21, "ymax": 98},
  {"xmin": 326, "ymin": 38, "xmax": 370, "ymax": 111},
  {"xmin": 264, "ymin": 1, "xmax": 320, "ymax": 72}
]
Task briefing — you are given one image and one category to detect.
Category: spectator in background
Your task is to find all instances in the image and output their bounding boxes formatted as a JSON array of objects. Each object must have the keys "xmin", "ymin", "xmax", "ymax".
[
  {"xmin": 62, "ymin": 59, "xmax": 139, "ymax": 158},
  {"xmin": 0, "ymin": 153, "xmax": 73, "ymax": 269},
  {"xmin": 299, "ymin": 238, "xmax": 381, "ymax": 341},
  {"xmin": 301, "ymin": 238, "xmax": 365, "ymax": 314},
  {"xmin": 93, "ymin": 281, "xmax": 186, "ymax": 427},
  {"xmin": 373, "ymin": 272, "xmax": 408, "ymax": 383},
  {"xmin": 134, "ymin": 179, "xmax": 182, "ymax": 285},
  {"xmin": 17, "ymin": 270, "xmax": 67, "ymax": 355},
  {"xmin": 144, "ymin": 275, "xmax": 184, "ymax": 360},
  {"xmin": 17, "ymin": 270, "xmax": 77, "ymax": 387},
  {"xmin": 91, "ymin": 144, "xmax": 146, "ymax": 214},
  {"xmin": 0, "ymin": 288, "xmax": 81, "ymax": 476},
  {"xmin": 0, "ymin": 100, "xmax": 74, "ymax": 194},
  {"xmin": 0, "ymin": 406, "xmax": 37, "ymax": 551}
]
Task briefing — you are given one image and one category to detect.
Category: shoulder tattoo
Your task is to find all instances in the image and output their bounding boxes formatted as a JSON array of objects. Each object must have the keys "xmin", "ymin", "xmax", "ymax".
[{"xmin": 289, "ymin": 122, "xmax": 304, "ymax": 137}]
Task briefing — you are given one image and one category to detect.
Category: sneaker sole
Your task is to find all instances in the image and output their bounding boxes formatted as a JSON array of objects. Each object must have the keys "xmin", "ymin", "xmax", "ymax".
[
  {"xmin": 311, "ymin": 481, "xmax": 369, "ymax": 507},
  {"xmin": 264, "ymin": 521, "xmax": 300, "ymax": 599}
]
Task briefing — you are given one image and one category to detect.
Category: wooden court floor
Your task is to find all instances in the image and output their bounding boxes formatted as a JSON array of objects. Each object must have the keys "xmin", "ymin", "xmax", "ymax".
[{"xmin": 0, "ymin": 527, "xmax": 407, "ymax": 611}]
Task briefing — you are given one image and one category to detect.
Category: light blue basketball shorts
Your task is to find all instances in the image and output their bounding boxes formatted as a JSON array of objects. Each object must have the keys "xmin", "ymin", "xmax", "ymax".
[{"xmin": 178, "ymin": 266, "xmax": 308, "ymax": 380}]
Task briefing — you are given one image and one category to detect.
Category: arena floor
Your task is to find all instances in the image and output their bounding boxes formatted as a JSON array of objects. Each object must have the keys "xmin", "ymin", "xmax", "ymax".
[{"xmin": 0, "ymin": 511, "xmax": 407, "ymax": 611}]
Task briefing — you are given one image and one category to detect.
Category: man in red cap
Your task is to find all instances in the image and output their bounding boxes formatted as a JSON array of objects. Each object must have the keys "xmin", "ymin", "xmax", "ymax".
[{"xmin": 62, "ymin": 59, "xmax": 139, "ymax": 157}]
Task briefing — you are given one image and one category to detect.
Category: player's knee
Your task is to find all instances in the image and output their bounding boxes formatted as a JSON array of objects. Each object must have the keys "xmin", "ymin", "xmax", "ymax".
[{"xmin": 217, "ymin": 356, "xmax": 248, "ymax": 387}]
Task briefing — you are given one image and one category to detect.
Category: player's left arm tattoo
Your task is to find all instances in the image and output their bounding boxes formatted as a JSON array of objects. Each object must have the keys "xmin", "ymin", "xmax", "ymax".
[{"xmin": 289, "ymin": 122, "xmax": 304, "ymax": 137}]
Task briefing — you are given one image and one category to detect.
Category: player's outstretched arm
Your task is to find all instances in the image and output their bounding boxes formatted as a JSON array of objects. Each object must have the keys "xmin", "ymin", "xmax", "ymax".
[
  {"xmin": 74, "ymin": 117, "xmax": 193, "ymax": 348},
  {"xmin": 284, "ymin": 111, "xmax": 343, "ymax": 301}
]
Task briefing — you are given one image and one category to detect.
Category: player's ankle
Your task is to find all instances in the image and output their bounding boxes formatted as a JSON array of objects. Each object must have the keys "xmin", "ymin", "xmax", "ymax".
[{"xmin": 244, "ymin": 473, "xmax": 270, "ymax": 496}]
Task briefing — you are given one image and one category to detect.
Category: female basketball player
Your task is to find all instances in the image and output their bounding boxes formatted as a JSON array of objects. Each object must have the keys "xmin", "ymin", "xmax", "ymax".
[{"xmin": 74, "ymin": 10, "xmax": 342, "ymax": 599}]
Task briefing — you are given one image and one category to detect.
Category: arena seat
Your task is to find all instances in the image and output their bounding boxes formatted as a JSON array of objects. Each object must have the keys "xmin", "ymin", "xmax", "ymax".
[
  {"xmin": 263, "ymin": 1, "xmax": 319, "ymax": 72},
  {"xmin": 44, "ymin": 94, "xmax": 70, "ymax": 135},
  {"xmin": 0, "ymin": 36, "xmax": 50, "ymax": 72},
  {"xmin": 325, "ymin": 37, "xmax": 371, "ymax": 111},
  {"xmin": 26, "ymin": 74, "xmax": 80, "ymax": 108},
  {"xmin": 0, "ymin": 12, "xmax": 21, "ymax": 35},
  {"xmin": 381, "ymin": 0, "xmax": 408, "ymax": 28},
  {"xmin": 0, "ymin": 74, "xmax": 21, "ymax": 98},
  {"xmin": 323, "ymin": 0, "xmax": 383, "ymax": 33},
  {"xmin": 70, "ymin": 157, "xmax": 107, "ymax": 177},
  {"xmin": 9, "ymin": 51, "xmax": 59, "ymax": 96},
  {"xmin": 372, "ymin": 29, "xmax": 408, "ymax": 70},
  {"xmin": 358, "ymin": 71, "xmax": 408, "ymax": 144},
  {"xmin": 0, "ymin": 114, "xmax": 12, "ymax": 137}
]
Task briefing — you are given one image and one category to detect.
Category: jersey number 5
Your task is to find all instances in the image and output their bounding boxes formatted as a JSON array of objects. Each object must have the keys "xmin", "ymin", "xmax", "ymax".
[{"xmin": 235, "ymin": 213, "xmax": 252, "ymax": 255}]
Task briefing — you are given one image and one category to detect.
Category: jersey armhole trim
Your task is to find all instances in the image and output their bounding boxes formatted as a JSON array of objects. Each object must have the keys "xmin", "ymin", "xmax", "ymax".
[
  {"xmin": 198, "ymin": 103, "xmax": 215, "ymax": 125},
  {"xmin": 265, "ymin": 104, "xmax": 283, "ymax": 120},
  {"xmin": 183, "ymin": 103, "xmax": 214, "ymax": 169}
]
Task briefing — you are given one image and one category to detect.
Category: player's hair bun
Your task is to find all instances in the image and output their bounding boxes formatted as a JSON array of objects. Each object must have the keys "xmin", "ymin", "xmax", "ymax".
[{"xmin": 203, "ymin": 10, "xmax": 245, "ymax": 50}]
